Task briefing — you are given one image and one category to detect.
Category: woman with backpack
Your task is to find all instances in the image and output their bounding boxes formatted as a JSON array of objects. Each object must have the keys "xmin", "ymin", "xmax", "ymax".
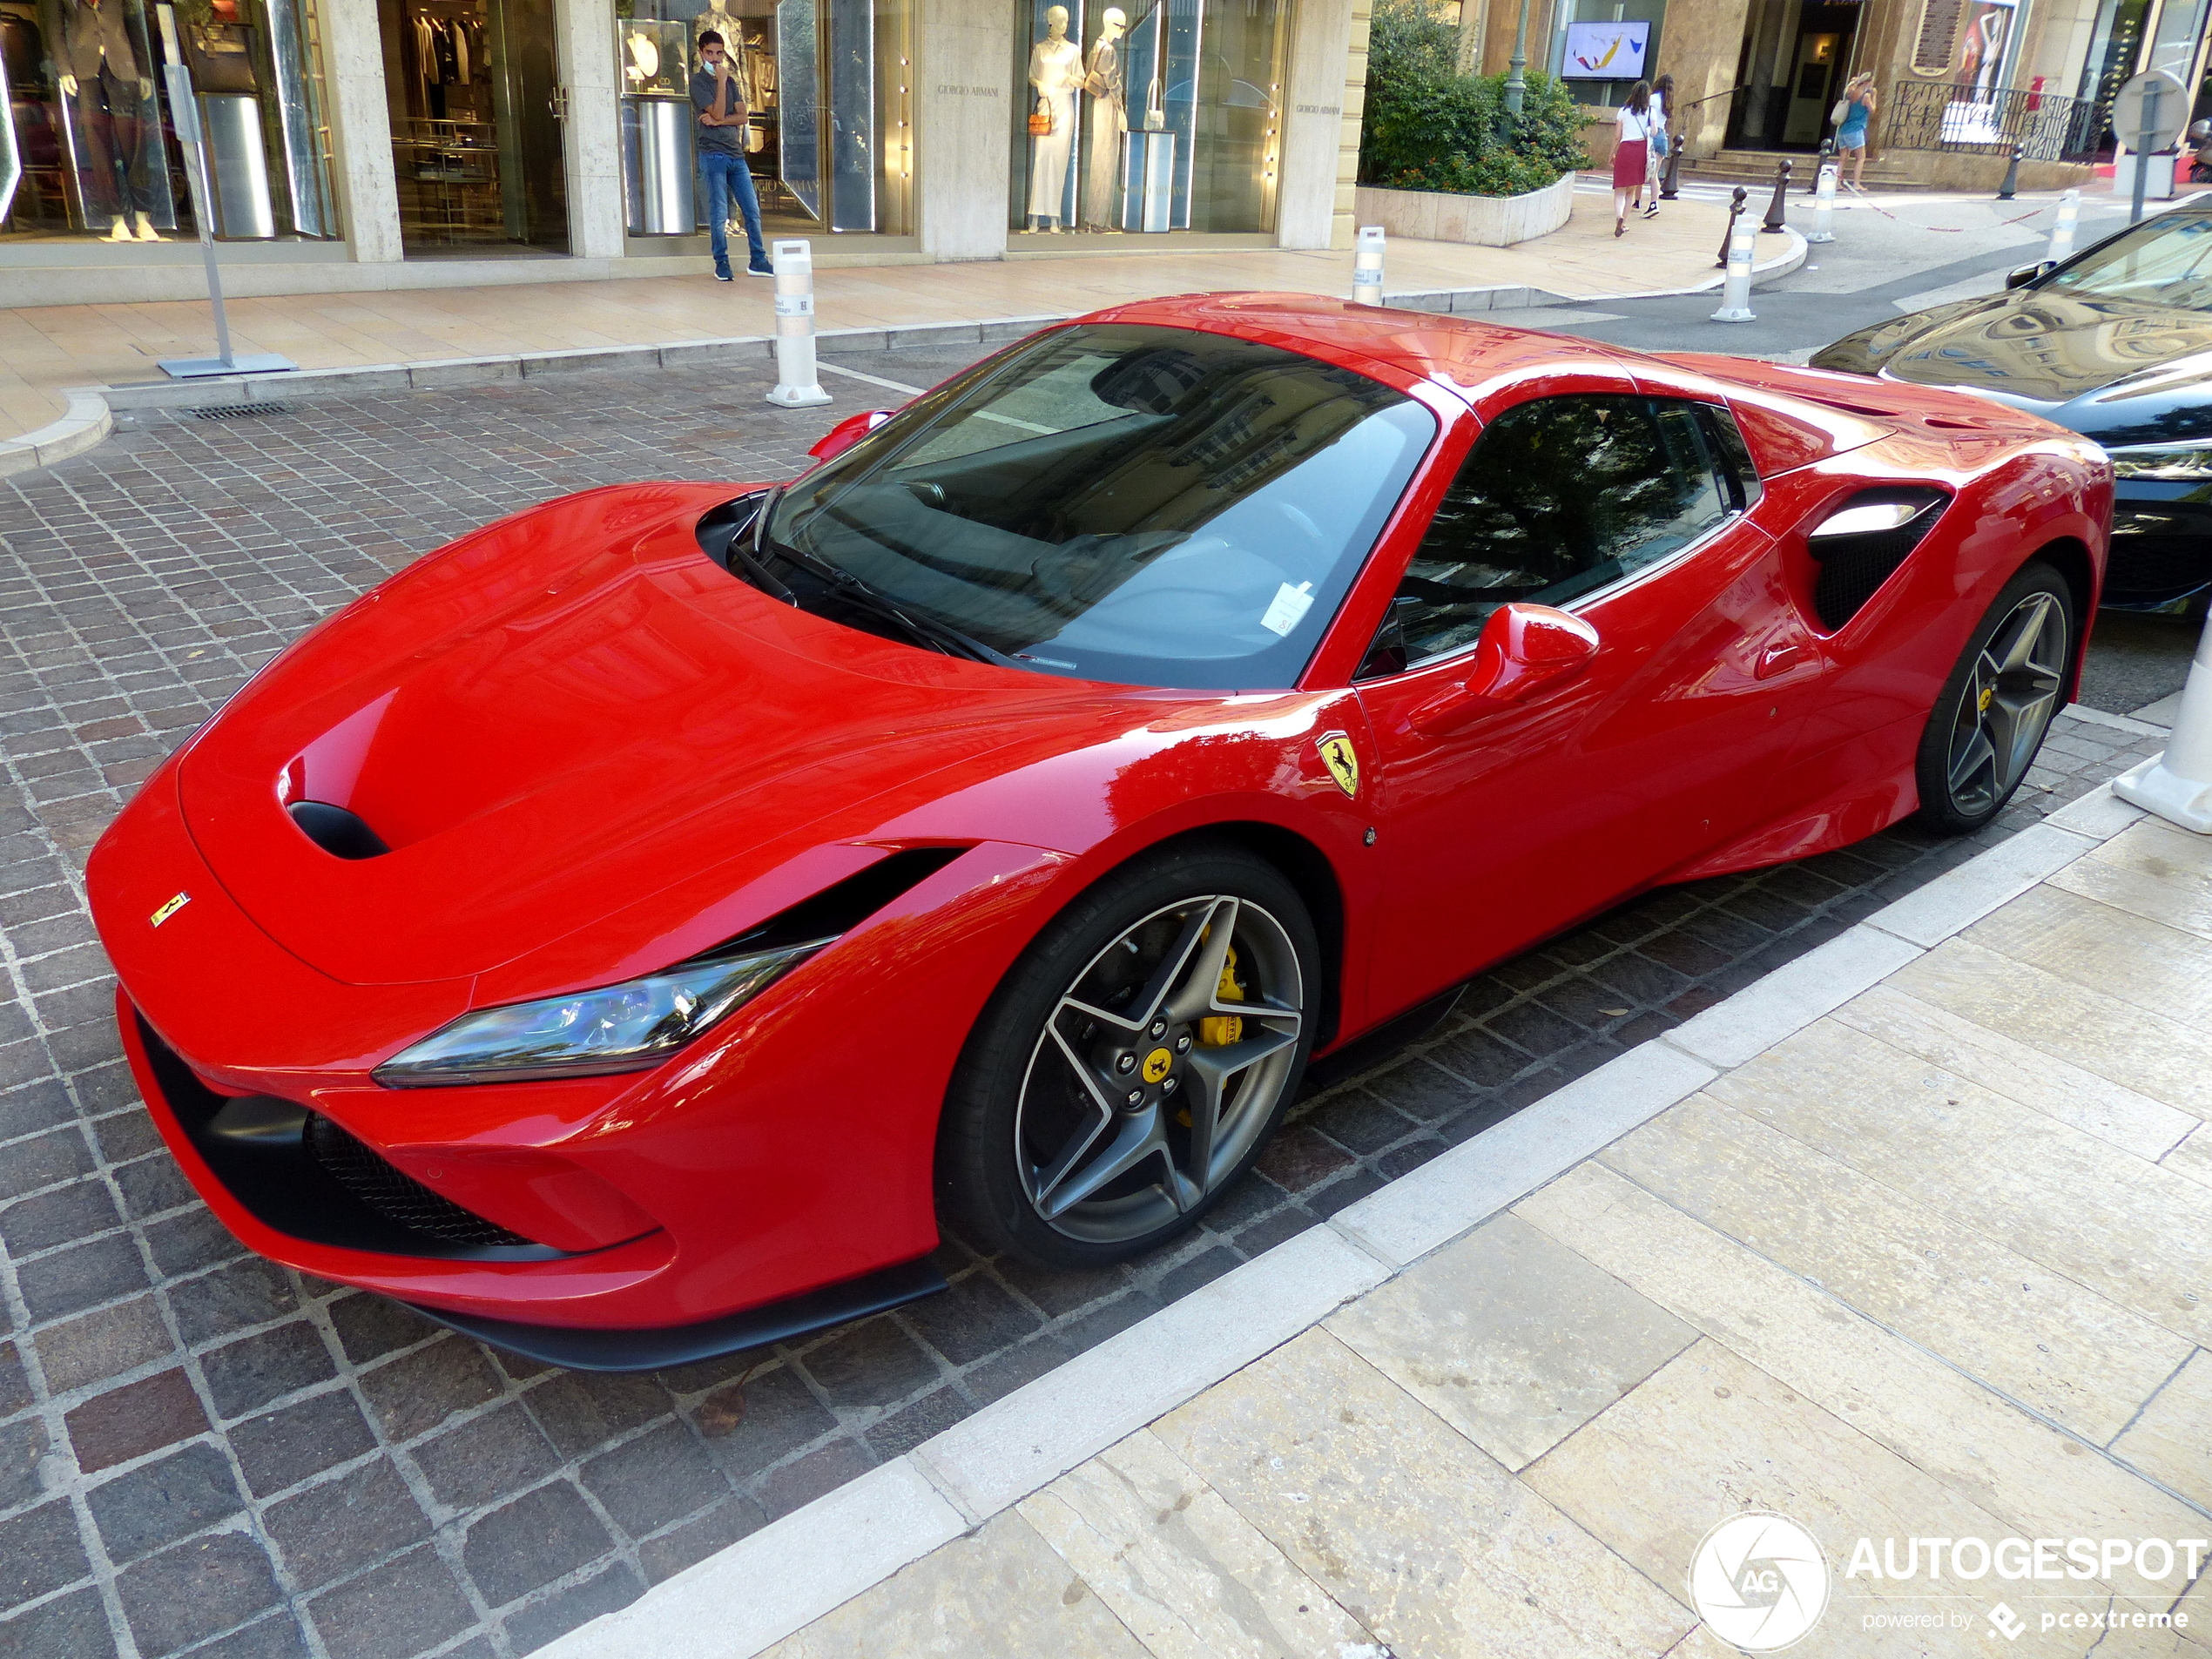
[
  {"xmin": 1643, "ymin": 74, "xmax": 1674, "ymax": 217},
  {"xmin": 1612, "ymin": 80, "xmax": 1656, "ymax": 237}
]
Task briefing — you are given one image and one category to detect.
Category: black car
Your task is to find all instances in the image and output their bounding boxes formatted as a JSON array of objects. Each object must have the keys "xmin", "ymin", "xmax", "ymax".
[{"xmin": 1813, "ymin": 198, "xmax": 2212, "ymax": 611}]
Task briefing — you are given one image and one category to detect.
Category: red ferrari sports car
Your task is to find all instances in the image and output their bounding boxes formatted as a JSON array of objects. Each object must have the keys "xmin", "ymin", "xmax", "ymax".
[{"xmin": 88, "ymin": 294, "xmax": 2108, "ymax": 1368}]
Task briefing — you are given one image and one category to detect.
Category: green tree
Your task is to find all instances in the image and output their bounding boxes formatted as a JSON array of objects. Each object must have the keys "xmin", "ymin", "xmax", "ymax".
[{"xmin": 1359, "ymin": 0, "xmax": 1589, "ymax": 197}]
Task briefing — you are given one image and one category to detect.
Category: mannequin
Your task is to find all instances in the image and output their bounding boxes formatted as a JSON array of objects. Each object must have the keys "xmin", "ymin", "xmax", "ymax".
[
  {"xmin": 1025, "ymin": 7, "xmax": 1082, "ymax": 231},
  {"xmin": 1081, "ymin": 5, "xmax": 1127, "ymax": 233},
  {"xmin": 58, "ymin": 0, "xmax": 162, "ymax": 241}
]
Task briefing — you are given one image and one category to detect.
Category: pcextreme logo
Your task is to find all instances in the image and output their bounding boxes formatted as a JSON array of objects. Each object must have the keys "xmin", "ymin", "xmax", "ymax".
[{"xmin": 1689, "ymin": 1513, "xmax": 1830, "ymax": 1652}]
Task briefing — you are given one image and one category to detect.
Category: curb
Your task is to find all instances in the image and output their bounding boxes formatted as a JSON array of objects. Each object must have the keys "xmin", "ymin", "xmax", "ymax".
[
  {"xmin": 0, "ymin": 388, "xmax": 113, "ymax": 481},
  {"xmin": 0, "ymin": 233, "xmax": 1808, "ymax": 478},
  {"xmin": 542, "ymin": 774, "xmax": 2147, "ymax": 1659}
]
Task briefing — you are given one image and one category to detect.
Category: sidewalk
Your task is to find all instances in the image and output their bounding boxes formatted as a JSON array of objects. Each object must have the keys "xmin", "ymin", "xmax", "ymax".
[
  {"xmin": 556, "ymin": 781, "xmax": 2212, "ymax": 1659},
  {"xmin": 0, "ymin": 188, "xmax": 1785, "ymax": 446}
]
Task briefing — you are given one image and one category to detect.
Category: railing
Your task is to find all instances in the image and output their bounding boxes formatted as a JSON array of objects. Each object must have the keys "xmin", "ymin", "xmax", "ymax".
[{"xmin": 1882, "ymin": 79, "xmax": 2102, "ymax": 163}]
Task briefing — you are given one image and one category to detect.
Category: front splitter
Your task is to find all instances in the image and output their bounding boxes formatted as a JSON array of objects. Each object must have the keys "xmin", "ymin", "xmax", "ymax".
[{"xmin": 407, "ymin": 1255, "xmax": 949, "ymax": 1372}]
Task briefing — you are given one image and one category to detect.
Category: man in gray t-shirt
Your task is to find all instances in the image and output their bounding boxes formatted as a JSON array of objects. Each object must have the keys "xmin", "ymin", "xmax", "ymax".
[{"xmin": 693, "ymin": 31, "xmax": 770, "ymax": 280}]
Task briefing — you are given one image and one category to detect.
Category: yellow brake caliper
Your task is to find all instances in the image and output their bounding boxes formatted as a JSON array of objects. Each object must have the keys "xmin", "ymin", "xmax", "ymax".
[
  {"xmin": 1199, "ymin": 946, "xmax": 1244, "ymax": 1048},
  {"xmin": 1181, "ymin": 946, "xmax": 1245, "ymax": 1130}
]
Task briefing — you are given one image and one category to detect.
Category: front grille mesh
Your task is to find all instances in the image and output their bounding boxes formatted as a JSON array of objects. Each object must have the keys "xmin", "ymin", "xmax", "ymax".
[
  {"xmin": 2107, "ymin": 529, "xmax": 2212, "ymax": 601},
  {"xmin": 305, "ymin": 1115, "xmax": 535, "ymax": 1249}
]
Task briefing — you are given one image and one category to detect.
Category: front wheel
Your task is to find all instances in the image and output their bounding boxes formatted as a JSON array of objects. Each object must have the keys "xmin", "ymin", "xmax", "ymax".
[
  {"xmin": 1913, "ymin": 560, "xmax": 2074, "ymax": 835},
  {"xmin": 939, "ymin": 841, "xmax": 1318, "ymax": 1270}
]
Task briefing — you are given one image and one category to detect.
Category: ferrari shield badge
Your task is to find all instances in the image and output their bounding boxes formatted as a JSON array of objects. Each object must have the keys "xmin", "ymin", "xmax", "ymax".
[
  {"xmin": 1315, "ymin": 732, "xmax": 1360, "ymax": 799},
  {"xmin": 150, "ymin": 892, "xmax": 190, "ymax": 928}
]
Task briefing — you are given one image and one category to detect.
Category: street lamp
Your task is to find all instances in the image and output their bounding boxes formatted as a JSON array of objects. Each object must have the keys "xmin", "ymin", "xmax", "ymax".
[{"xmin": 1503, "ymin": 0, "xmax": 1533, "ymax": 115}]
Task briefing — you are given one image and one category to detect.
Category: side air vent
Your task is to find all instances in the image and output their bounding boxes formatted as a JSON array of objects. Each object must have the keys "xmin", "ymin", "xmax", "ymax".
[
  {"xmin": 714, "ymin": 846, "xmax": 971, "ymax": 955},
  {"xmin": 289, "ymin": 800, "xmax": 390, "ymax": 860},
  {"xmin": 1805, "ymin": 487, "xmax": 1949, "ymax": 631}
]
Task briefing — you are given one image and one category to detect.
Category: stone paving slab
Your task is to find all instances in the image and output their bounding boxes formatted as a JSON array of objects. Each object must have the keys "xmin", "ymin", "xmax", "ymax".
[
  {"xmin": 0, "ymin": 344, "xmax": 2167, "ymax": 1658},
  {"xmin": 630, "ymin": 805, "xmax": 2212, "ymax": 1659}
]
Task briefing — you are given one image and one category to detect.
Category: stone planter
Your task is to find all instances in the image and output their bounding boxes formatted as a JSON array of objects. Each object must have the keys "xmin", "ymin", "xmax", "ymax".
[{"xmin": 1352, "ymin": 172, "xmax": 1577, "ymax": 248}]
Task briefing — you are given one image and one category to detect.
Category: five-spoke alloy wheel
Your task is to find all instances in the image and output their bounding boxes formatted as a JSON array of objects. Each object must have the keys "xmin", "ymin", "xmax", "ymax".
[
  {"xmin": 940, "ymin": 841, "xmax": 1318, "ymax": 1268},
  {"xmin": 1917, "ymin": 561, "xmax": 2075, "ymax": 833}
]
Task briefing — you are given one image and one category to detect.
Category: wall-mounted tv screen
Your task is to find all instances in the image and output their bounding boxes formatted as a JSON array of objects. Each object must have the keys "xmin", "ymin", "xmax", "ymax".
[{"xmin": 1562, "ymin": 20, "xmax": 1650, "ymax": 80}]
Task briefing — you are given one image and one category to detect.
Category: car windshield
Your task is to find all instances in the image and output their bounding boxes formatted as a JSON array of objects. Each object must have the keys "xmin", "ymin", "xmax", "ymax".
[
  {"xmin": 2043, "ymin": 210, "xmax": 2212, "ymax": 308},
  {"xmin": 761, "ymin": 323, "xmax": 1436, "ymax": 690}
]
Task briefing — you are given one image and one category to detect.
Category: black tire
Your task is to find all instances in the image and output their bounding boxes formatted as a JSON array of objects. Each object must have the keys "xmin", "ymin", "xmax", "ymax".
[
  {"xmin": 1913, "ymin": 559, "xmax": 2075, "ymax": 835},
  {"xmin": 938, "ymin": 839, "xmax": 1320, "ymax": 1271}
]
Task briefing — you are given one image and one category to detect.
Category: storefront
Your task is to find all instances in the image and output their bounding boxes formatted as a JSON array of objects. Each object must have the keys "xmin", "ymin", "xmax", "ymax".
[
  {"xmin": 0, "ymin": 0, "xmax": 1364, "ymax": 303},
  {"xmin": 1007, "ymin": 0, "xmax": 1286, "ymax": 239},
  {"xmin": 1, "ymin": 0, "xmax": 340, "ymax": 245}
]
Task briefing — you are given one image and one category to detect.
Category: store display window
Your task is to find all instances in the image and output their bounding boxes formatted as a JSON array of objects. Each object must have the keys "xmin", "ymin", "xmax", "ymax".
[
  {"xmin": 1, "ymin": 0, "xmax": 338, "ymax": 243},
  {"xmin": 617, "ymin": 0, "xmax": 911, "ymax": 239},
  {"xmin": 1008, "ymin": 0, "xmax": 1286, "ymax": 237},
  {"xmin": 379, "ymin": 0, "xmax": 568, "ymax": 253}
]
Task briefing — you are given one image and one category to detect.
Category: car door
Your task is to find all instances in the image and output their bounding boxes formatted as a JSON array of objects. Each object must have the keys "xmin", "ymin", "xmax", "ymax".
[{"xmin": 1352, "ymin": 386, "xmax": 1827, "ymax": 1021}]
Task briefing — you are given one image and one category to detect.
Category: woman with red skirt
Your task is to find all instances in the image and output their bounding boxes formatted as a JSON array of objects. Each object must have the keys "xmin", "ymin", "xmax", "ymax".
[{"xmin": 1612, "ymin": 80, "xmax": 1654, "ymax": 237}]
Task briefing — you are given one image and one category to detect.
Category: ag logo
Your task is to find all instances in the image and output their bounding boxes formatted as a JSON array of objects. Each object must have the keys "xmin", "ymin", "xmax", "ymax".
[
  {"xmin": 1689, "ymin": 1512, "xmax": 1828, "ymax": 1652},
  {"xmin": 1314, "ymin": 731, "xmax": 1359, "ymax": 799}
]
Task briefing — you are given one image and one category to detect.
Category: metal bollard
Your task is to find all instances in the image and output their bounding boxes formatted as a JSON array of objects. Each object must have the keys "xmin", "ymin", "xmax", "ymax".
[
  {"xmin": 1661, "ymin": 138, "xmax": 1682, "ymax": 200},
  {"xmin": 1352, "ymin": 226, "xmax": 1385, "ymax": 307},
  {"xmin": 1996, "ymin": 143, "xmax": 2023, "ymax": 199},
  {"xmin": 2047, "ymin": 186, "xmax": 2080, "ymax": 263},
  {"xmin": 765, "ymin": 239, "xmax": 832, "ymax": 409},
  {"xmin": 1760, "ymin": 158, "xmax": 1793, "ymax": 233},
  {"xmin": 1811, "ymin": 138, "xmax": 1832, "ymax": 191},
  {"xmin": 1710, "ymin": 219, "xmax": 1757, "ymax": 322},
  {"xmin": 2114, "ymin": 608, "xmax": 2212, "ymax": 832},
  {"xmin": 1807, "ymin": 161, "xmax": 1838, "ymax": 244},
  {"xmin": 1716, "ymin": 186, "xmax": 1747, "ymax": 268}
]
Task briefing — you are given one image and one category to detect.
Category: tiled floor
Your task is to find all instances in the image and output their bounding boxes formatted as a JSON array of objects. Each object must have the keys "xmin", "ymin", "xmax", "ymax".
[
  {"xmin": 0, "ymin": 188, "xmax": 1780, "ymax": 442},
  {"xmin": 0, "ymin": 348, "xmax": 2163, "ymax": 1659},
  {"xmin": 755, "ymin": 816, "xmax": 2212, "ymax": 1658}
]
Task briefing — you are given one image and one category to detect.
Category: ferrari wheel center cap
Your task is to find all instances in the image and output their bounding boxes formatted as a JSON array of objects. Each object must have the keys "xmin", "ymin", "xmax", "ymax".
[{"xmin": 1141, "ymin": 1047, "xmax": 1174, "ymax": 1084}]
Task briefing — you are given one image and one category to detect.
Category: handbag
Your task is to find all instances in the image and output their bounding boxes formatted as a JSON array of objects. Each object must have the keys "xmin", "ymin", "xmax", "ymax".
[
  {"xmin": 1830, "ymin": 98, "xmax": 1849, "ymax": 125},
  {"xmin": 1029, "ymin": 98, "xmax": 1052, "ymax": 136},
  {"xmin": 1142, "ymin": 77, "xmax": 1164, "ymax": 132}
]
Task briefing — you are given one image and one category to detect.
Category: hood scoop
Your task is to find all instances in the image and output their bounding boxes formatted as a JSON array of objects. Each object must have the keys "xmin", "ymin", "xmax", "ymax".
[{"xmin": 287, "ymin": 801, "xmax": 391, "ymax": 861}]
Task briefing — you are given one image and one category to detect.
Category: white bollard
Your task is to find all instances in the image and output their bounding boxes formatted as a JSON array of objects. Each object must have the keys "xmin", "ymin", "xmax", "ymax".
[
  {"xmin": 2114, "ymin": 610, "xmax": 2212, "ymax": 832},
  {"xmin": 765, "ymin": 239, "xmax": 832, "ymax": 408},
  {"xmin": 1807, "ymin": 162, "xmax": 1838, "ymax": 244},
  {"xmin": 2047, "ymin": 186, "xmax": 2081, "ymax": 264},
  {"xmin": 1352, "ymin": 226, "xmax": 1385, "ymax": 307},
  {"xmin": 1710, "ymin": 221, "xmax": 1757, "ymax": 322}
]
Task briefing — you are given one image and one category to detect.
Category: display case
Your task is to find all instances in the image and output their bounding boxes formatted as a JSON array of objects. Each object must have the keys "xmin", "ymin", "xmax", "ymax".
[{"xmin": 619, "ymin": 17, "xmax": 688, "ymax": 92}]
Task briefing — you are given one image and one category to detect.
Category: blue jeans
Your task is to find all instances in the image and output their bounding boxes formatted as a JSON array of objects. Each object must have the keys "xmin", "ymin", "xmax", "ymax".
[{"xmin": 699, "ymin": 151, "xmax": 768, "ymax": 273}]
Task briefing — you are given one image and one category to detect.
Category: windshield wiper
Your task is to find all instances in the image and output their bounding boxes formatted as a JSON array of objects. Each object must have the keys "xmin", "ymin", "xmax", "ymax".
[
  {"xmin": 765, "ymin": 533, "xmax": 1020, "ymax": 667},
  {"xmin": 728, "ymin": 487, "xmax": 799, "ymax": 604}
]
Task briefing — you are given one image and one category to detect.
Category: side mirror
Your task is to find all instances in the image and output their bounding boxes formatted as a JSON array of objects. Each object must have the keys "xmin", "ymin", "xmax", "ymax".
[
  {"xmin": 1409, "ymin": 604, "xmax": 1601, "ymax": 734},
  {"xmin": 2004, "ymin": 261, "xmax": 2056, "ymax": 291},
  {"xmin": 807, "ymin": 408, "xmax": 896, "ymax": 462}
]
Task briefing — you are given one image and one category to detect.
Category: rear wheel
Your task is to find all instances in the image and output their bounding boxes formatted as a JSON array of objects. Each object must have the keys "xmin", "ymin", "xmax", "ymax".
[
  {"xmin": 939, "ymin": 841, "xmax": 1318, "ymax": 1270},
  {"xmin": 1913, "ymin": 561, "xmax": 2074, "ymax": 835}
]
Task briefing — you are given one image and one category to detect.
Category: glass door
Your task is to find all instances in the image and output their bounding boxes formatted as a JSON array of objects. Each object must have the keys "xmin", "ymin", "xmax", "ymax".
[{"xmin": 379, "ymin": 0, "xmax": 568, "ymax": 253}]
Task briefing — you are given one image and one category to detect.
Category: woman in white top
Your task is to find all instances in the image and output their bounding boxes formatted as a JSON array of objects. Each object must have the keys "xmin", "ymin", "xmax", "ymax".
[{"xmin": 1612, "ymin": 81, "xmax": 1654, "ymax": 237}]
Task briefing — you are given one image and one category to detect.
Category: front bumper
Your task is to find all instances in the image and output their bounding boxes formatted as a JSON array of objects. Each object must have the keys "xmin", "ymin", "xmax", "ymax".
[{"xmin": 2108, "ymin": 484, "xmax": 2212, "ymax": 610}]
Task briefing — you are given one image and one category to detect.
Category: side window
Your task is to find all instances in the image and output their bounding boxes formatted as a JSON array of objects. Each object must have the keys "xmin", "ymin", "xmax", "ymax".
[{"xmin": 1360, "ymin": 395, "xmax": 1746, "ymax": 675}]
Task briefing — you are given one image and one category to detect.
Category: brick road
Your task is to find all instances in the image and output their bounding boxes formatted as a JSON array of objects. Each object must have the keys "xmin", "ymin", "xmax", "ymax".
[{"xmin": 0, "ymin": 347, "xmax": 2164, "ymax": 1659}]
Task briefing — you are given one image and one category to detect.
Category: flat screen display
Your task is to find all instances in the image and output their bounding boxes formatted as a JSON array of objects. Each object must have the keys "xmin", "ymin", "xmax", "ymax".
[{"xmin": 1562, "ymin": 20, "xmax": 1650, "ymax": 80}]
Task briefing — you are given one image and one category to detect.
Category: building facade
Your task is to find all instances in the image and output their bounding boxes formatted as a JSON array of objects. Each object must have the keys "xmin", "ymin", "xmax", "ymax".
[
  {"xmin": 0, "ymin": 0, "xmax": 1373, "ymax": 305},
  {"xmin": 1459, "ymin": 0, "xmax": 2210, "ymax": 177}
]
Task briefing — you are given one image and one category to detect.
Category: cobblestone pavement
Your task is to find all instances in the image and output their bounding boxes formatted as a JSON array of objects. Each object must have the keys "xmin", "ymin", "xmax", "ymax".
[{"xmin": 0, "ymin": 348, "xmax": 2167, "ymax": 1659}]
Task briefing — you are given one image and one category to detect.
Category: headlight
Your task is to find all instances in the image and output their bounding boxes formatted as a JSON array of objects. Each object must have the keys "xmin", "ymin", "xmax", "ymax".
[
  {"xmin": 374, "ymin": 938, "xmax": 832, "ymax": 1087},
  {"xmin": 2107, "ymin": 442, "xmax": 2212, "ymax": 481}
]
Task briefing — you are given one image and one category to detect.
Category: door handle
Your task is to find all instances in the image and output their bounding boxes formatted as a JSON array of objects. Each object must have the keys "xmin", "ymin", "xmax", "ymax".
[
  {"xmin": 550, "ymin": 84, "xmax": 570, "ymax": 121},
  {"xmin": 1756, "ymin": 641, "xmax": 1806, "ymax": 680}
]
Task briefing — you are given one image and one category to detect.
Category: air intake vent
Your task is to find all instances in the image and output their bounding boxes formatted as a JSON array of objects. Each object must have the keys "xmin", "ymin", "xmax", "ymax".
[
  {"xmin": 1806, "ymin": 488, "xmax": 1948, "ymax": 631},
  {"xmin": 289, "ymin": 800, "xmax": 390, "ymax": 860},
  {"xmin": 306, "ymin": 1114, "xmax": 535, "ymax": 1249}
]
